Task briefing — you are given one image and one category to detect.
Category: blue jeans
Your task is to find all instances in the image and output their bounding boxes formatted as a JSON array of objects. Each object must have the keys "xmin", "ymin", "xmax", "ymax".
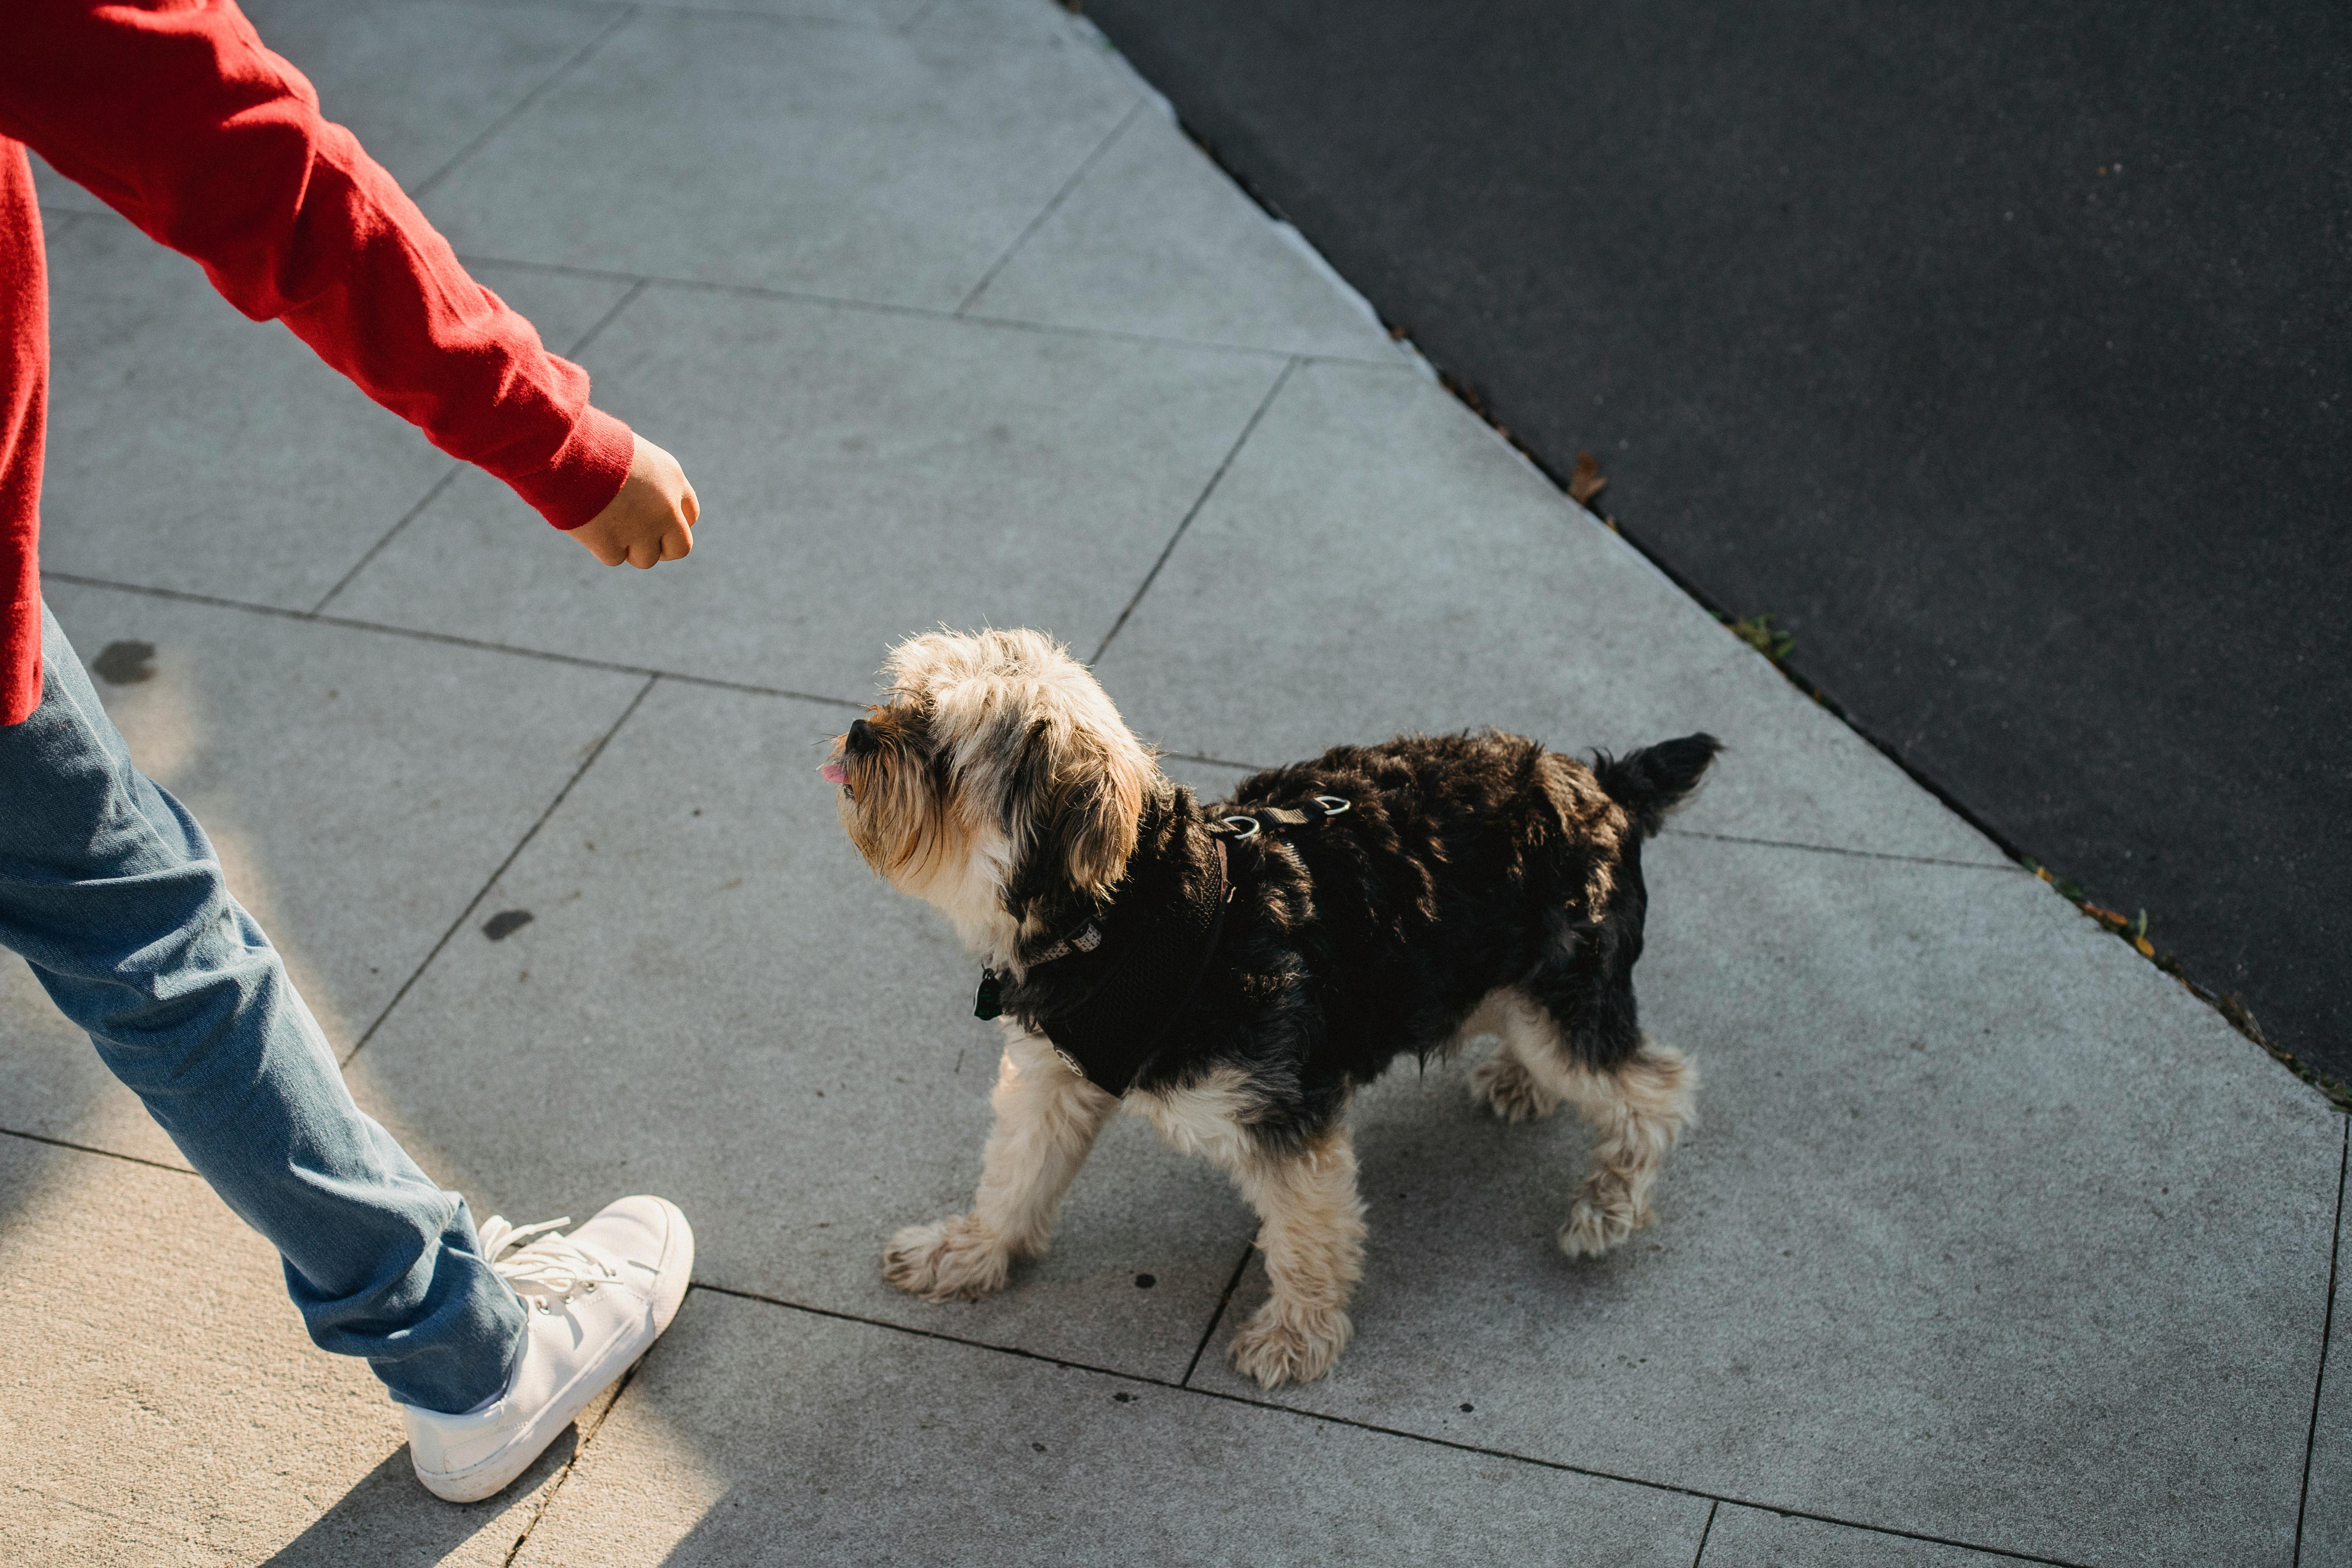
[{"xmin": 0, "ymin": 603, "xmax": 523, "ymax": 1413}]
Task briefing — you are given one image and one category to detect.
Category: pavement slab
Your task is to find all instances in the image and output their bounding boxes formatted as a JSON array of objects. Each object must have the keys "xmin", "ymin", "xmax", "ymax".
[
  {"xmin": 40, "ymin": 215, "xmax": 635, "ymax": 608},
  {"xmin": 1095, "ymin": 358, "xmax": 2013, "ymax": 868},
  {"xmin": 330, "ymin": 282, "xmax": 1287, "ymax": 696},
  {"xmin": 636, "ymin": 0, "xmax": 928, "ymax": 25},
  {"xmin": 0, "ymin": 1134, "xmax": 593, "ymax": 1568},
  {"xmin": 0, "ymin": 585, "xmax": 644, "ymax": 1168},
  {"xmin": 347, "ymin": 681, "xmax": 1262, "ymax": 1381},
  {"xmin": 1186, "ymin": 834, "xmax": 2338, "ymax": 1567},
  {"xmin": 512, "ymin": 1288, "xmax": 1715, "ymax": 1567},
  {"xmin": 233, "ymin": 0, "xmax": 627, "ymax": 194},
  {"xmin": 2294, "ymin": 1148, "xmax": 2352, "ymax": 1567},
  {"xmin": 30, "ymin": 151, "xmax": 107, "ymax": 216},
  {"xmin": 27, "ymin": 0, "xmax": 632, "ymax": 295},
  {"xmin": 1698, "ymin": 1505, "xmax": 2024, "ymax": 1567},
  {"xmin": 416, "ymin": 7, "xmax": 1139, "ymax": 311},
  {"xmin": 963, "ymin": 104, "xmax": 1401, "ymax": 362}
]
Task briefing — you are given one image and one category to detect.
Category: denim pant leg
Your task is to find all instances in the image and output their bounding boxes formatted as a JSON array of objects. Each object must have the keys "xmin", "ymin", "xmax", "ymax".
[{"xmin": 0, "ymin": 603, "xmax": 523, "ymax": 1413}]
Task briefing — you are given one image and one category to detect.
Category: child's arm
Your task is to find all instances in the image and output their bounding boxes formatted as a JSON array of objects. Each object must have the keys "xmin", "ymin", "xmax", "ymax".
[{"xmin": 3, "ymin": 0, "xmax": 693, "ymax": 565}]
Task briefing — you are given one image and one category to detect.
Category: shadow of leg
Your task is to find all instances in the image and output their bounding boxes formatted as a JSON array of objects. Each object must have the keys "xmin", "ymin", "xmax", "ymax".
[{"xmin": 258, "ymin": 1426, "xmax": 581, "ymax": 1567}]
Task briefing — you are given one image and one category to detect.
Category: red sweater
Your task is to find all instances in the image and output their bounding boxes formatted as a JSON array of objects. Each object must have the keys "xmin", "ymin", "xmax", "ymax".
[{"xmin": 0, "ymin": 0, "xmax": 635, "ymax": 726}]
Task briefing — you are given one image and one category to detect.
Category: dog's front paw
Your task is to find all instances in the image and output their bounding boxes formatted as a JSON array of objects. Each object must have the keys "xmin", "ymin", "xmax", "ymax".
[
  {"xmin": 1228, "ymin": 1301, "xmax": 1353, "ymax": 1389},
  {"xmin": 1471, "ymin": 1048, "xmax": 1561, "ymax": 1123},
  {"xmin": 1558, "ymin": 1177, "xmax": 1651, "ymax": 1259},
  {"xmin": 882, "ymin": 1215, "xmax": 1012, "ymax": 1301}
]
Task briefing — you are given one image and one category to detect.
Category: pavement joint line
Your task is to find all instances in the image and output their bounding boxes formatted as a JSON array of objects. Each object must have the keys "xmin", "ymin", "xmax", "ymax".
[
  {"xmin": 616, "ymin": 2, "xmax": 891, "ymax": 29},
  {"xmin": 2293, "ymin": 1116, "xmax": 2349, "ymax": 1566},
  {"xmin": 1180, "ymin": 1236, "xmax": 1258, "ymax": 1386},
  {"xmin": 1089, "ymin": 356, "xmax": 1299, "ymax": 666},
  {"xmin": 309, "ymin": 273, "xmax": 659, "ymax": 620},
  {"xmin": 1162, "ymin": 755, "xmax": 2022, "ymax": 873},
  {"xmin": 0, "ymin": 1124, "xmax": 196, "ymax": 1178},
  {"xmin": 1688, "ymin": 1497, "xmax": 1718, "ymax": 1567},
  {"xmin": 42, "ymin": 571, "xmax": 869, "ymax": 711},
  {"xmin": 685, "ymin": 1279, "xmax": 2092, "ymax": 1567},
  {"xmin": 50, "ymin": 573, "xmax": 2054, "ymax": 877},
  {"xmin": 1156, "ymin": 749, "xmax": 1261, "ymax": 773},
  {"xmin": 499, "ymin": 0, "xmax": 917, "ymax": 34},
  {"xmin": 340, "ymin": 674, "xmax": 661, "ymax": 1067},
  {"xmin": 446, "ymin": 251, "xmax": 1302, "ymax": 364},
  {"xmin": 1662, "ymin": 828, "xmax": 2024, "ymax": 873},
  {"xmin": 309, "ymin": 463, "xmax": 464, "ymax": 616},
  {"xmin": 957, "ymin": 98, "xmax": 1146, "ymax": 316},
  {"xmin": 557, "ymin": 274, "xmax": 654, "ymax": 362},
  {"xmin": 499, "ymin": 1349, "xmax": 649, "ymax": 1567},
  {"xmin": 407, "ymin": 4, "xmax": 642, "ymax": 202},
  {"xmin": 468, "ymin": 0, "xmax": 1080, "ymax": 45}
]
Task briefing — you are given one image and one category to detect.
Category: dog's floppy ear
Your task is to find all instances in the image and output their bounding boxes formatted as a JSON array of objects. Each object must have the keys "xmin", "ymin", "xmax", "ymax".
[{"xmin": 1011, "ymin": 714, "xmax": 1148, "ymax": 904}]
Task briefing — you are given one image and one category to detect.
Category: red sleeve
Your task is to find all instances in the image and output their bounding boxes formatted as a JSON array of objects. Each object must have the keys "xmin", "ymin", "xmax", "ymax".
[{"xmin": 0, "ymin": 0, "xmax": 632, "ymax": 530}]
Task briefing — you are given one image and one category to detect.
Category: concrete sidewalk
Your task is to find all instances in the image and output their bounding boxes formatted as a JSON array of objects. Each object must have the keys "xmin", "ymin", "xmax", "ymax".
[{"xmin": 4, "ymin": 2, "xmax": 2343, "ymax": 1564}]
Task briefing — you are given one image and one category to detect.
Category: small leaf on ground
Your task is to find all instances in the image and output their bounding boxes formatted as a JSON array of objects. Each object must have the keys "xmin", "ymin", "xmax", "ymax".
[
  {"xmin": 1570, "ymin": 450, "xmax": 1609, "ymax": 505},
  {"xmin": 1727, "ymin": 613, "xmax": 1795, "ymax": 662}
]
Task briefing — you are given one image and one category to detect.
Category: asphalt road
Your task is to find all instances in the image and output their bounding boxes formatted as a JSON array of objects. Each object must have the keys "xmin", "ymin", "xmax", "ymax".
[{"xmin": 1083, "ymin": 0, "xmax": 2352, "ymax": 1080}]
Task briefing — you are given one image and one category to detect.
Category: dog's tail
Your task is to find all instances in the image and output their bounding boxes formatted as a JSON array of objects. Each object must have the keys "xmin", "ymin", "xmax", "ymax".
[{"xmin": 1592, "ymin": 733, "xmax": 1721, "ymax": 837}]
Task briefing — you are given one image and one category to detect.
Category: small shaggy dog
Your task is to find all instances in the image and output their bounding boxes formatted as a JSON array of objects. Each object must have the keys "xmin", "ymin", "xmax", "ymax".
[{"xmin": 824, "ymin": 629, "xmax": 1716, "ymax": 1388}]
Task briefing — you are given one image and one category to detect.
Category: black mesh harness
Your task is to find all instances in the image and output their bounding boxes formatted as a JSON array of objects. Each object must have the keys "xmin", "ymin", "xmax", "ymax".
[{"xmin": 972, "ymin": 793, "xmax": 1353, "ymax": 1095}]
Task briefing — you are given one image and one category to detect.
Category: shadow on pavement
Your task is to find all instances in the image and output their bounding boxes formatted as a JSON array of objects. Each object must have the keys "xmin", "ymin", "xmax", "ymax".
[{"xmin": 257, "ymin": 1432, "xmax": 580, "ymax": 1568}]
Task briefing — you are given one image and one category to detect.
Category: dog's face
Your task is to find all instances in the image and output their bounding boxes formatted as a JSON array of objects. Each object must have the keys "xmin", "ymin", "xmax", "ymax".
[{"xmin": 824, "ymin": 629, "xmax": 1154, "ymax": 949}]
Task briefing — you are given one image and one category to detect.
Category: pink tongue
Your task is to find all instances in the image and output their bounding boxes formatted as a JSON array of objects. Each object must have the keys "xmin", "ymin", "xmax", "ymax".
[{"xmin": 820, "ymin": 760, "xmax": 847, "ymax": 785}]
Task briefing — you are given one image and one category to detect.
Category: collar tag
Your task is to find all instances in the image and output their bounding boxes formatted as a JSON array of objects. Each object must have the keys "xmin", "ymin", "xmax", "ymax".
[{"xmin": 973, "ymin": 969, "xmax": 1004, "ymax": 1021}]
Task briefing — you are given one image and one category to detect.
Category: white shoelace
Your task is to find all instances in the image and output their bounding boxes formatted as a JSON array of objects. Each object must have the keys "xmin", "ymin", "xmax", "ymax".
[{"xmin": 478, "ymin": 1215, "xmax": 622, "ymax": 1312}]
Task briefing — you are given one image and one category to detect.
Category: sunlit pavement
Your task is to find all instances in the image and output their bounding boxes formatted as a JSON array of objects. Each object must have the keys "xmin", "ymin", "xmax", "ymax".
[{"xmin": 5, "ymin": 3, "xmax": 2345, "ymax": 1564}]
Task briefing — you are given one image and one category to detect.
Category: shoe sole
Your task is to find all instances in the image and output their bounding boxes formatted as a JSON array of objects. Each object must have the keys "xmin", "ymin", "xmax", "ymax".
[{"xmin": 416, "ymin": 1200, "xmax": 696, "ymax": 1503}]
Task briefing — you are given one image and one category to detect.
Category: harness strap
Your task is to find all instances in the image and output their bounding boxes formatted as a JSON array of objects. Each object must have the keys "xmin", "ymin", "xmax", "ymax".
[
  {"xmin": 966, "ymin": 791, "xmax": 1355, "ymax": 1094},
  {"xmin": 1209, "ymin": 794, "xmax": 1352, "ymax": 843}
]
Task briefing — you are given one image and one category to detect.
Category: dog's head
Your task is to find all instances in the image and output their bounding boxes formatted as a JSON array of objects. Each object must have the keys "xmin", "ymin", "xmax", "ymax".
[{"xmin": 824, "ymin": 629, "xmax": 1156, "ymax": 949}]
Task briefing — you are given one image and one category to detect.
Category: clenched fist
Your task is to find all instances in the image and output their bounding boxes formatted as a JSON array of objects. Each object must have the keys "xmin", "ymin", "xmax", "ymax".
[{"xmin": 570, "ymin": 436, "xmax": 699, "ymax": 568}]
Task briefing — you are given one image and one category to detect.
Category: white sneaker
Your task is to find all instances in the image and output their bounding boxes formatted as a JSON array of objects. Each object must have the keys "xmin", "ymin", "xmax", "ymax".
[{"xmin": 403, "ymin": 1195, "xmax": 694, "ymax": 1503}]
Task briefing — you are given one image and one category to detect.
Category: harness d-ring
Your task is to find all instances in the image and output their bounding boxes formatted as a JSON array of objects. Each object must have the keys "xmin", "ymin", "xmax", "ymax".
[
  {"xmin": 1220, "ymin": 815, "xmax": 1263, "ymax": 842},
  {"xmin": 1312, "ymin": 795, "xmax": 1352, "ymax": 817}
]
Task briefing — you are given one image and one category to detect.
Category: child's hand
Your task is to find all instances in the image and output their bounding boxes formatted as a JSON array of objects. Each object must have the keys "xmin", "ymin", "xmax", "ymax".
[{"xmin": 572, "ymin": 437, "xmax": 699, "ymax": 567}]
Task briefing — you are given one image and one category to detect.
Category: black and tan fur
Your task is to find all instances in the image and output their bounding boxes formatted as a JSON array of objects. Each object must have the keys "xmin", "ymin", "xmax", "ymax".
[{"xmin": 828, "ymin": 629, "xmax": 1716, "ymax": 1388}]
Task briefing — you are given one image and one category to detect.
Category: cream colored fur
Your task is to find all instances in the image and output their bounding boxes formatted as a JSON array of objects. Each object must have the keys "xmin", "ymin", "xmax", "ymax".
[
  {"xmin": 1466, "ymin": 988, "xmax": 1698, "ymax": 1257},
  {"xmin": 883, "ymin": 1024, "xmax": 1118, "ymax": 1300}
]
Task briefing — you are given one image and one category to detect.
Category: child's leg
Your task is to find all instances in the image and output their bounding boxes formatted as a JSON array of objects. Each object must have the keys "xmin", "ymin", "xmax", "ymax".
[{"xmin": 0, "ymin": 604, "xmax": 523, "ymax": 1414}]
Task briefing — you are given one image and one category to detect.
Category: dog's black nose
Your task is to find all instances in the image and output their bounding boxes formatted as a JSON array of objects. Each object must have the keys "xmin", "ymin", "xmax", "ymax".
[{"xmin": 848, "ymin": 717, "xmax": 875, "ymax": 751}]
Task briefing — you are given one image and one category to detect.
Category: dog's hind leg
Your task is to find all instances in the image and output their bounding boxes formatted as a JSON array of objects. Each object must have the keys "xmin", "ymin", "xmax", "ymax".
[
  {"xmin": 1488, "ymin": 991, "xmax": 1698, "ymax": 1258},
  {"xmin": 884, "ymin": 1025, "xmax": 1118, "ymax": 1302},
  {"xmin": 1225, "ymin": 1125, "xmax": 1368, "ymax": 1389},
  {"xmin": 1550, "ymin": 1039, "xmax": 1697, "ymax": 1257},
  {"xmin": 1464, "ymin": 991, "xmax": 1565, "ymax": 1123}
]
